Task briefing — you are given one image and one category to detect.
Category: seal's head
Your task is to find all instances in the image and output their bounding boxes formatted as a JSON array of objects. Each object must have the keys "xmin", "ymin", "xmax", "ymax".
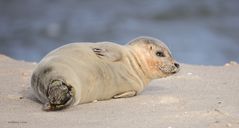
[{"xmin": 128, "ymin": 36, "xmax": 180, "ymax": 79}]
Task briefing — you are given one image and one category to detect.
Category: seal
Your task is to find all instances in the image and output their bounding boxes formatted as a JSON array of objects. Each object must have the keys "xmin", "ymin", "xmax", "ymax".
[{"xmin": 31, "ymin": 36, "xmax": 180, "ymax": 111}]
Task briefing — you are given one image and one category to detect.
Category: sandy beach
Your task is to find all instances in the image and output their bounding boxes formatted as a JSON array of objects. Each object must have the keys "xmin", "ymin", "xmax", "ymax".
[{"xmin": 0, "ymin": 54, "xmax": 238, "ymax": 128}]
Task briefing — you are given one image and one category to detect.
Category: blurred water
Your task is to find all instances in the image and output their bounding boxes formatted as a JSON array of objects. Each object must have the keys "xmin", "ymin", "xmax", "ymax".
[{"xmin": 0, "ymin": 0, "xmax": 239, "ymax": 65}]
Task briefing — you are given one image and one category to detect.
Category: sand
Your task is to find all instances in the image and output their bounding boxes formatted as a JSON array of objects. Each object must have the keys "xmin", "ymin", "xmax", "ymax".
[{"xmin": 0, "ymin": 54, "xmax": 238, "ymax": 128}]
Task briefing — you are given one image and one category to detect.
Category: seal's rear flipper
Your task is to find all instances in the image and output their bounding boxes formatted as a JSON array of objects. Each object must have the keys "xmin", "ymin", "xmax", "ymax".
[
  {"xmin": 43, "ymin": 80, "xmax": 74, "ymax": 111},
  {"xmin": 43, "ymin": 102, "xmax": 52, "ymax": 111},
  {"xmin": 43, "ymin": 98, "xmax": 74, "ymax": 111}
]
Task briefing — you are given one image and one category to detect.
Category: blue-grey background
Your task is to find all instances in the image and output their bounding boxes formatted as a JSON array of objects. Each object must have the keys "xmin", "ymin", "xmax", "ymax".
[{"xmin": 0, "ymin": 0, "xmax": 239, "ymax": 65}]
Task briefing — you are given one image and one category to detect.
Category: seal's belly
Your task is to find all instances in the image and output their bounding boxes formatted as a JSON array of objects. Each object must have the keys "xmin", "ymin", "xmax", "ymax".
[{"xmin": 78, "ymin": 62, "xmax": 134, "ymax": 103}]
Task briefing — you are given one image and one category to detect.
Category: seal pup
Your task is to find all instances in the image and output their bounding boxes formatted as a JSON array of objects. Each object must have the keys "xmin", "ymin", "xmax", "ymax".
[{"xmin": 31, "ymin": 36, "xmax": 180, "ymax": 111}]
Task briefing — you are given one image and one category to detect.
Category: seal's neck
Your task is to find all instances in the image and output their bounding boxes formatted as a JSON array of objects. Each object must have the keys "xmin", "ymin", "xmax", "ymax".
[{"xmin": 125, "ymin": 46, "xmax": 152, "ymax": 88}]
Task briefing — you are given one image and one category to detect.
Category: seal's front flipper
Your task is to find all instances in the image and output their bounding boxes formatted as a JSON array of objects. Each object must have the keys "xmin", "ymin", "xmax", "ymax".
[
  {"xmin": 43, "ymin": 80, "xmax": 74, "ymax": 111},
  {"xmin": 92, "ymin": 44, "xmax": 122, "ymax": 62},
  {"xmin": 113, "ymin": 90, "xmax": 136, "ymax": 99}
]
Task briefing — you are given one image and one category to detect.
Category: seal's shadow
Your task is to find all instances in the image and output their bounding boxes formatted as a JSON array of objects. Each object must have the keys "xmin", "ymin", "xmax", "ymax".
[
  {"xmin": 142, "ymin": 85, "xmax": 166, "ymax": 95},
  {"xmin": 22, "ymin": 84, "xmax": 166, "ymax": 103},
  {"xmin": 21, "ymin": 87, "xmax": 41, "ymax": 104}
]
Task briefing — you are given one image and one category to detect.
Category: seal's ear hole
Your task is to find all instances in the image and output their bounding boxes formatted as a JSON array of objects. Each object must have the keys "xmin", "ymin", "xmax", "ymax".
[{"xmin": 149, "ymin": 46, "xmax": 153, "ymax": 50}]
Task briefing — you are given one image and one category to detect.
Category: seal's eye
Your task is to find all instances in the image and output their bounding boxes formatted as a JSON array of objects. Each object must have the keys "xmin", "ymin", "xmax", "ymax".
[{"xmin": 156, "ymin": 51, "xmax": 165, "ymax": 57}]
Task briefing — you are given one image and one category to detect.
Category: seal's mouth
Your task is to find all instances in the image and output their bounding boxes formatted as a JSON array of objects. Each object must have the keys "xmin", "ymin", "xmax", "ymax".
[{"xmin": 171, "ymin": 68, "xmax": 180, "ymax": 74}]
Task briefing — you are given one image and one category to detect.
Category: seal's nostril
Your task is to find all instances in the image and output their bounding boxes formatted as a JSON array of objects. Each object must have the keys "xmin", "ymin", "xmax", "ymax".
[{"xmin": 174, "ymin": 63, "xmax": 180, "ymax": 68}]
